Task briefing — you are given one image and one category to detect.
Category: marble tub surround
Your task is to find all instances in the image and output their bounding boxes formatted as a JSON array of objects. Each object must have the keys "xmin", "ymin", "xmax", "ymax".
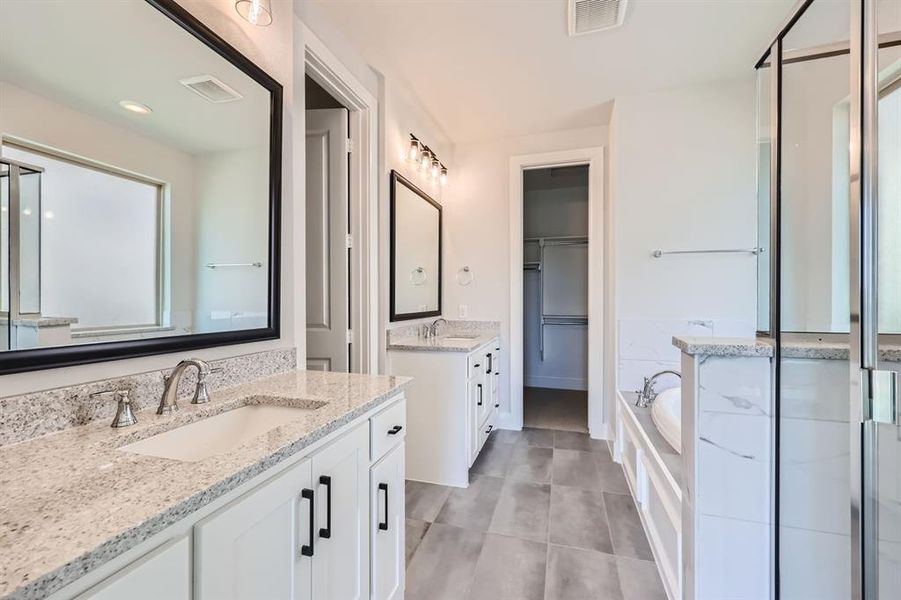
[
  {"xmin": 387, "ymin": 319, "xmax": 500, "ymax": 352},
  {"xmin": 680, "ymin": 350, "xmax": 773, "ymax": 599},
  {"xmin": 0, "ymin": 347, "xmax": 296, "ymax": 447},
  {"xmin": 0, "ymin": 369, "xmax": 411, "ymax": 600}
]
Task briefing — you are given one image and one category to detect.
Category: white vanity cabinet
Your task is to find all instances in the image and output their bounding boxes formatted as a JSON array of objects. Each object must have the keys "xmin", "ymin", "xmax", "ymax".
[
  {"xmin": 391, "ymin": 338, "xmax": 500, "ymax": 487},
  {"xmin": 50, "ymin": 394, "xmax": 406, "ymax": 600}
]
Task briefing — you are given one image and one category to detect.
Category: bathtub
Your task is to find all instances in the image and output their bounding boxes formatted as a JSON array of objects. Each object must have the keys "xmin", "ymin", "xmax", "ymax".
[{"xmin": 651, "ymin": 387, "xmax": 681, "ymax": 454}]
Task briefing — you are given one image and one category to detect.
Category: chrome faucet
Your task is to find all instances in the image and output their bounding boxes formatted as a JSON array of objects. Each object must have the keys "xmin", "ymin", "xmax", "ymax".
[
  {"xmin": 157, "ymin": 358, "xmax": 216, "ymax": 415},
  {"xmin": 635, "ymin": 370, "xmax": 681, "ymax": 408},
  {"xmin": 90, "ymin": 388, "xmax": 138, "ymax": 428},
  {"xmin": 426, "ymin": 318, "xmax": 448, "ymax": 339}
]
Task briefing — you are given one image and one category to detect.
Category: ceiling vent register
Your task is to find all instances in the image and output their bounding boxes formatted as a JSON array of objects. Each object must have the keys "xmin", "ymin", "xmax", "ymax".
[
  {"xmin": 568, "ymin": 0, "xmax": 628, "ymax": 36},
  {"xmin": 179, "ymin": 75, "xmax": 244, "ymax": 103}
]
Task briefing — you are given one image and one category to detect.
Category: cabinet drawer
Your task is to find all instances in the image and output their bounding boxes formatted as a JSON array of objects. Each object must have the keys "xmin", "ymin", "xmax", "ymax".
[
  {"xmin": 467, "ymin": 354, "xmax": 485, "ymax": 379},
  {"xmin": 370, "ymin": 396, "xmax": 406, "ymax": 462}
]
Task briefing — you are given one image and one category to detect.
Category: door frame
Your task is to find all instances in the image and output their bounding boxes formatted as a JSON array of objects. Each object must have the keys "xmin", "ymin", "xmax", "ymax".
[
  {"xmin": 299, "ymin": 23, "xmax": 378, "ymax": 374},
  {"xmin": 507, "ymin": 146, "xmax": 608, "ymax": 438}
]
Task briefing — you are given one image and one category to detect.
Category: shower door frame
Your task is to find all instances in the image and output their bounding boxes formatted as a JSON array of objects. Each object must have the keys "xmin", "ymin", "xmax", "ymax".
[{"xmin": 757, "ymin": 0, "xmax": 893, "ymax": 598}]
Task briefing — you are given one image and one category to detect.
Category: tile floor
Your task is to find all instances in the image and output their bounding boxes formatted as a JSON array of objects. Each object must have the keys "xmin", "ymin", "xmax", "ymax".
[
  {"xmin": 523, "ymin": 387, "xmax": 588, "ymax": 433},
  {"xmin": 405, "ymin": 427, "xmax": 667, "ymax": 600}
]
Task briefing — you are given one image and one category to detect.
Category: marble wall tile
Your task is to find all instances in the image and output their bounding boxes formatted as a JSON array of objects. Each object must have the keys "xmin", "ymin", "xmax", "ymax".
[
  {"xmin": 618, "ymin": 358, "xmax": 680, "ymax": 393},
  {"xmin": 0, "ymin": 348, "xmax": 296, "ymax": 447},
  {"xmin": 780, "ymin": 358, "xmax": 849, "ymax": 422},
  {"xmin": 779, "ymin": 526, "xmax": 850, "ymax": 600},
  {"xmin": 696, "ymin": 515, "xmax": 771, "ymax": 600},
  {"xmin": 697, "ymin": 355, "xmax": 771, "ymax": 417}
]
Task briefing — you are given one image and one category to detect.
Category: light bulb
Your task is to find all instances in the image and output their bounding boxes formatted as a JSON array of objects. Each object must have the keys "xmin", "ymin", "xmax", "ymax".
[
  {"xmin": 419, "ymin": 149, "xmax": 430, "ymax": 170},
  {"xmin": 408, "ymin": 138, "xmax": 420, "ymax": 162},
  {"xmin": 22, "ymin": 208, "xmax": 32, "ymax": 216},
  {"xmin": 440, "ymin": 166, "xmax": 448, "ymax": 186},
  {"xmin": 430, "ymin": 157, "xmax": 440, "ymax": 179},
  {"xmin": 44, "ymin": 210, "xmax": 55, "ymax": 220},
  {"xmin": 235, "ymin": 0, "xmax": 272, "ymax": 26}
]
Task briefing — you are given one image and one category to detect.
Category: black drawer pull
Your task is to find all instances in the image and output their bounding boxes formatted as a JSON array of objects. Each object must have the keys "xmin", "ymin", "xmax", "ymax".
[
  {"xmin": 319, "ymin": 475, "xmax": 332, "ymax": 539},
  {"xmin": 485, "ymin": 425, "xmax": 493, "ymax": 434},
  {"xmin": 378, "ymin": 483, "xmax": 389, "ymax": 531},
  {"xmin": 486, "ymin": 353, "xmax": 493, "ymax": 374},
  {"xmin": 495, "ymin": 403, "xmax": 500, "ymax": 408},
  {"xmin": 300, "ymin": 488, "xmax": 314, "ymax": 557},
  {"xmin": 387, "ymin": 425, "xmax": 403, "ymax": 435},
  {"xmin": 477, "ymin": 383, "xmax": 483, "ymax": 406}
]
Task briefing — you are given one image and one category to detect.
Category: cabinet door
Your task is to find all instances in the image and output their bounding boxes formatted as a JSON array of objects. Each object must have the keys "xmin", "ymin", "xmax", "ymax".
[
  {"xmin": 312, "ymin": 422, "xmax": 370, "ymax": 600},
  {"xmin": 370, "ymin": 442, "xmax": 405, "ymax": 600},
  {"xmin": 468, "ymin": 377, "xmax": 481, "ymax": 465},
  {"xmin": 194, "ymin": 458, "xmax": 313, "ymax": 600},
  {"xmin": 77, "ymin": 537, "xmax": 190, "ymax": 600}
]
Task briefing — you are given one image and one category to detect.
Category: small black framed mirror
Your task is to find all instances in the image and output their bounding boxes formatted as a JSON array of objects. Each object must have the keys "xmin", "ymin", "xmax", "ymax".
[{"xmin": 390, "ymin": 171, "xmax": 442, "ymax": 321}]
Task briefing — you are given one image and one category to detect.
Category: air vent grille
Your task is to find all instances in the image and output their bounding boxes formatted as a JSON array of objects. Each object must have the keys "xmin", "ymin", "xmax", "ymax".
[
  {"xmin": 179, "ymin": 75, "xmax": 243, "ymax": 103},
  {"xmin": 568, "ymin": 0, "xmax": 628, "ymax": 36}
]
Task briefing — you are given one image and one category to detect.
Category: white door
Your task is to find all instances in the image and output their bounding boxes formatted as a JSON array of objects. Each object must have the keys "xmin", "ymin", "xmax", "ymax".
[
  {"xmin": 312, "ymin": 422, "xmax": 369, "ymax": 600},
  {"xmin": 306, "ymin": 108, "xmax": 350, "ymax": 372},
  {"xmin": 194, "ymin": 458, "xmax": 314, "ymax": 600},
  {"xmin": 77, "ymin": 537, "xmax": 190, "ymax": 600},
  {"xmin": 370, "ymin": 443, "xmax": 405, "ymax": 600}
]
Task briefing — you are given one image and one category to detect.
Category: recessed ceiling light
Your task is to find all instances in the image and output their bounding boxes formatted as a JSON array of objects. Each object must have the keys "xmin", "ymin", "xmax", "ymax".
[
  {"xmin": 44, "ymin": 210, "xmax": 55, "ymax": 220},
  {"xmin": 118, "ymin": 100, "xmax": 153, "ymax": 115}
]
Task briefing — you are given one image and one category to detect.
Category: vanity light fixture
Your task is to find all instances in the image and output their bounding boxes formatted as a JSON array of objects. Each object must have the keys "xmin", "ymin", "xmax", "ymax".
[
  {"xmin": 406, "ymin": 133, "xmax": 449, "ymax": 185},
  {"xmin": 235, "ymin": 0, "xmax": 272, "ymax": 26},
  {"xmin": 118, "ymin": 100, "xmax": 152, "ymax": 115}
]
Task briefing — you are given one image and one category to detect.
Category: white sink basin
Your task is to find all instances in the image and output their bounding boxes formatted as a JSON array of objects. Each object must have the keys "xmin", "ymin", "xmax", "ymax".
[
  {"xmin": 441, "ymin": 335, "xmax": 479, "ymax": 342},
  {"xmin": 120, "ymin": 398, "xmax": 326, "ymax": 462}
]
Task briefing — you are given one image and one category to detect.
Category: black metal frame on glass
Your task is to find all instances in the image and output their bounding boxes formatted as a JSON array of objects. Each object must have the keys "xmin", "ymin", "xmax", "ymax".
[{"xmin": 0, "ymin": 0, "xmax": 282, "ymax": 375}]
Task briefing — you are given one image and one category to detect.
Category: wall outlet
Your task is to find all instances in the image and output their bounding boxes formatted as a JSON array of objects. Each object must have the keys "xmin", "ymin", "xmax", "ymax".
[{"xmin": 458, "ymin": 304, "xmax": 468, "ymax": 318}]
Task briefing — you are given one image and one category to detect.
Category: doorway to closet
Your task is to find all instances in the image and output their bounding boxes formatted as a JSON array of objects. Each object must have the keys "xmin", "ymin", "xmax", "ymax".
[{"xmin": 522, "ymin": 165, "xmax": 589, "ymax": 432}]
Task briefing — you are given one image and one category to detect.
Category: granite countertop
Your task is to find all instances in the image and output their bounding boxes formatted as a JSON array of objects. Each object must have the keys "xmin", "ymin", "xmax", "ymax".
[
  {"xmin": 387, "ymin": 333, "xmax": 498, "ymax": 353},
  {"xmin": 0, "ymin": 370, "xmax": 411, "ymax": 600},
  {"xmin": 673, "ymin": 335, "xmax": 901, "ymax": 361}
]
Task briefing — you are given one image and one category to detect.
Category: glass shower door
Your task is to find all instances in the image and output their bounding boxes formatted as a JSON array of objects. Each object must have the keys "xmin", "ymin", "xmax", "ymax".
[{"xmin": 1, "ymin": 162, "xmax": 9, "ymax": 351}]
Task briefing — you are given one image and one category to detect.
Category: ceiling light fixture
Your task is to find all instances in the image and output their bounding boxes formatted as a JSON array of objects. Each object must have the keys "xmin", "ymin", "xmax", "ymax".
[
  {"xmin": 406, "ymin": 133, "xmax": 448, "ymax": 185},
  {"xmin": 118, "ymin": 100, "xmax": 152, "ymax": 115},
  {"xmin": 235, "ymin": 0, "xmax": 272, "ymax": 26}
]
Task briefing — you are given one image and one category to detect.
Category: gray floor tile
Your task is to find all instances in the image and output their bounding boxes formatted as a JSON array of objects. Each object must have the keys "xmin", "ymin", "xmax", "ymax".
[
  {"xmin": 617, "ymin": 557, "xmax": 668, "ymax": 600},
  {"xmin": 549, "ymin": 485, "xmax": 614, "ymax": 554},
  {"xmin": 491, "ymin": 429, "xmax": 524, "ymax": 445},
  {"xmin": 468, "ymin": 534, "xmax": 547, "ymax": 600},
  {"xmin": 471, "ymin": 437, "xmax": 515, "ymax": 477},
  {"xmin": 406, "ymin": 480, "xmax": 452, "ymax": 522},
  {"xmin": 519, "ymin": 427, "xmax": 555, "ymax": 448},
  {"xmin": 489, "ymin": 480, "xmax": 551, "ymax": 542},
  {"xmin": 435, "ymin": 474, "xmax": 505, "ymax": 532},
  {"xmin": 507, "ymin": 445, "xmax": 554, "ymax": 483},
  {"xmin": 552, "ymin": 448, "xmax": 602, "ymax": 490},
  {"xmin": 406, "ymin": 523, "xmax": 485, "ymax": 600},
  {"xmin": 596, "ymin": 456, "xmax": 631, "ymax": 494},
  {"xmin": 546, "ymin": 544, "xmax": 624, "ymax": 600},
  {"xmin": 604, "ymin": 492, "xmax": 655, "ymax": 561},
  {"xmin": 554, "ymin": 430, "xmax": 606, "ymax": 453},
  {"xmin": 405, "ymin": 519, "xmax": 430, "ymax": 566}
]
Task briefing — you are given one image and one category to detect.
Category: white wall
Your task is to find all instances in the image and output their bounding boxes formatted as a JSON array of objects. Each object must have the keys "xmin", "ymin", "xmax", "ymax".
[
  {"xmin": 0, "ymin": 0, "xmax": 296, "ymax": 396},
  {"xmin": 445, "ymin": 126, "xmax": 608, "ymax": 419},
  {"xmin": 610, "ymin": 78, "xmax": 758, "ymax": 400}
]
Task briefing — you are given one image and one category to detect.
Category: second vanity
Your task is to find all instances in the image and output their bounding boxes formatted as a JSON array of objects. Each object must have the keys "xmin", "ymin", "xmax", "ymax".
[
  {"xmin": 0, "ymin": 363, "xmax": 410, "ymax": 600},
  {"xmin": 387, "ymin": 323, "xmax": 501, "ymax": 487}
]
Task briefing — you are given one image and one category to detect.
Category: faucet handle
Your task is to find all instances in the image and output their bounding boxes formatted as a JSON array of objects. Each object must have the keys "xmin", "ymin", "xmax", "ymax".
[
  {"xmin": 192, "ymin": 367, "xmax": 221, "ymax": 405},
  {"xmin": 90, "ymin": 388, "xmax": 138, "ymax": 428}
]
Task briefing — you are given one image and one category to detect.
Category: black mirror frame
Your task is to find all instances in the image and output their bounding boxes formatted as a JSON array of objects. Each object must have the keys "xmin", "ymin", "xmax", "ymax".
[
  {"xmin": 0, "ymin": 0, "xmax": 282, "ymax": 375},
  {"xmin": 389, "ymin": 170, "xmax": 443, "ymax": 322}
]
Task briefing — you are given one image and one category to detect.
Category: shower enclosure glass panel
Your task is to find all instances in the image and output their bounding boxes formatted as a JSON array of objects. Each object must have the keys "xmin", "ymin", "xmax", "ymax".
[
  {"xmin": 1, "ymin": 162, "xmax": 8, "ymax": 351},
  {"xmin": 757, "ymin": 65, "xmax": 771, "ymax": 333},
  {"xmin": 18, "ymin": 167, "xmax": 40, "ymax": 316}
]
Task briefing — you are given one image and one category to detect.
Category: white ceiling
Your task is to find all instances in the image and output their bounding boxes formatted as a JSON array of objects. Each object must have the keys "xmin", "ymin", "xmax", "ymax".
[
  {"xmin": 310, "ymin": 0, "xmax": 796, "ymax": 144},
  {"xmin": 0, "ymin": 0, "xmax": 271, "ymax": 155}
]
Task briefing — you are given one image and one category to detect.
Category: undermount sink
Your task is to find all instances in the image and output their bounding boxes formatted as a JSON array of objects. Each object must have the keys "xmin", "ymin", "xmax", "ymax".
[
  {"xmin": 119, "ymin": 397, "xmax": 326, "ymax": 462},
  {"xmin": 440, "ymin": 335, "xmax": 479, "ymax": 342}
]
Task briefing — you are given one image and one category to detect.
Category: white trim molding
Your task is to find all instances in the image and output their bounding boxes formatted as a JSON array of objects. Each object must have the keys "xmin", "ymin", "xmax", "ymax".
[
  {"xmin": 297, "ymin": 21, "xmax": 379, "ymax": 375},
  {"xmin": 507, "ymin": 146, "xmax": 608, "ymax": 439}
]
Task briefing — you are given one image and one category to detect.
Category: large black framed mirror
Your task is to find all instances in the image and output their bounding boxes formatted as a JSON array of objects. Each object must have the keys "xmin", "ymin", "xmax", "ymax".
[
  {"xmin": 0, "ymin": 0, "xmax": 282, "ymax": 374},
  {"xmin": 390, "ymin": 171, "xmax": 442, "ymax": 321}
]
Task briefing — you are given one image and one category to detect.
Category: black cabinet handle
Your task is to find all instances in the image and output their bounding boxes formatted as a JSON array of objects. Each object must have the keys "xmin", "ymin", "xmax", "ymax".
[
  {"xmin": 495, "ymin": 403, "xmax": 500, "ymax": 408},
  {"xmin": 378, "ymin": 483, "xmax": 389, "ymax": 531},
  {"xmin": 486, "ymin": 353, "xmax": 492, "ymax": 374},
  {"xmin": 319, "ymin": 475, "xmax": 332, "ymax": 539},
  {"xmin": 477, "ymin": 383, "xmax": 483, "ymax": 406},
  {"xmin": 387, "ymin": 425, "xmax": 403, "ymax": 435},
  {"xmin": 300, "ymin": 488, "xmax": 314, "ymax": 557},
  {"xmin": 473, "ymin": 363, "xmax": 480, "ymax": 368},
  {"xmin": 485, "ymin": 425, "xmax": 493, "ymax": 434}
]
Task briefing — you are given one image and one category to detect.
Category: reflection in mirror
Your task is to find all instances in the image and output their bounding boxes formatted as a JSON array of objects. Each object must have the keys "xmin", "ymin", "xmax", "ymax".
[
  {"xmin": 0, "ymin": 0, "xmax": 277, "ymax": 354},
  {"xmin": 390, "ymin": 171, "xmax": 441, "ymax": 321}
]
